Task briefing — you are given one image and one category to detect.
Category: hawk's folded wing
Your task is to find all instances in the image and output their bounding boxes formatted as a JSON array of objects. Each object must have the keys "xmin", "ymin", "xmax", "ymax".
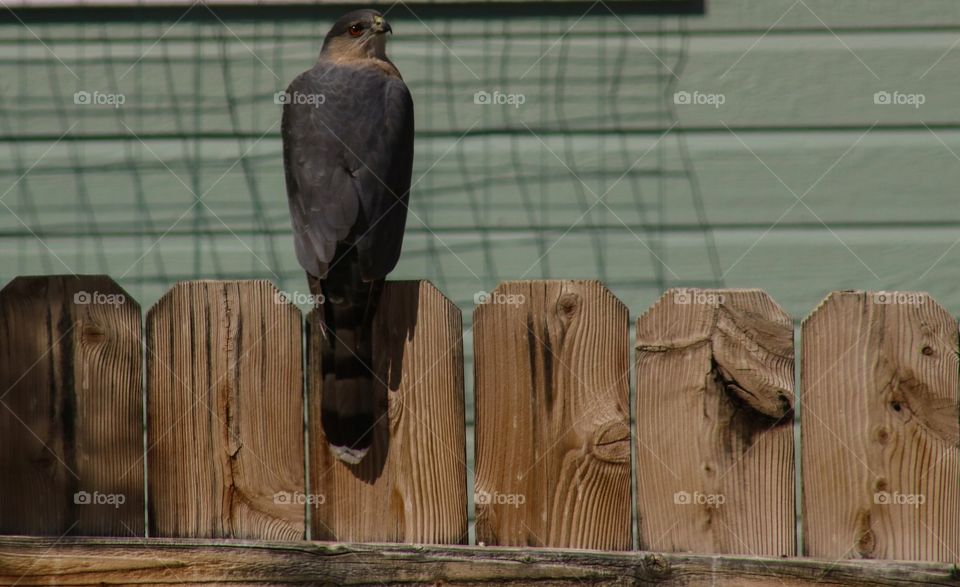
[{"xmin": 282, "ymin": 63, "xmax": 415, "ymax": 280}]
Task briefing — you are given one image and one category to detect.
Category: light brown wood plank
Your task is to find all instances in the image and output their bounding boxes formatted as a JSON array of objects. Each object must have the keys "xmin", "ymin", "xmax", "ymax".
[
  {"xmin": 473, "ymin": 280, "xmax": 631, "ymax": 550},
  {"xmin": 146, "ymin": 280, "xmax": 304, "ymax": 539},
  {"xmin": 635, "ymin": 288, "xmax": 795, "ymax": 556},
  {"xmin": 308, "ymin": 280, "xmax": 467, "ymax": 543},
  {"xmin": 802, "ymin": 291, "xmax": 960, "ymax": 561},
  {"xmin": 0, "ymin": 275, "xmax": 144, "ymax": 537},
  {"xmin": 0, "ymin": 537, "xmax": 956, "ymax": 586}
]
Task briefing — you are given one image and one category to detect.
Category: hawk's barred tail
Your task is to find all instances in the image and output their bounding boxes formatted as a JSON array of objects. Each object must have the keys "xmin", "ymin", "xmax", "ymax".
[{"xmin": 309, "ymin": 263, "xmax": 383, "ymax": 465}]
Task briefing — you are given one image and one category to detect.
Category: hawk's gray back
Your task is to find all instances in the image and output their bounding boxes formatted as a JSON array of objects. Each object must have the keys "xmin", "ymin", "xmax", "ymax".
[{"xmin": 282, "ymin": 59, "xmax": 414, "ymax": 280}]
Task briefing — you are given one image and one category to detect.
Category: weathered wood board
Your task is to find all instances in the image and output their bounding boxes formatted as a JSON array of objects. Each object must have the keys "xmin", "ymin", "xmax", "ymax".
[
  {"xmin": 0, "ymin": 537, "xmax": 957, "ymax": 586},
  {"xmin": 0, "ymin": 275, "xmax": 144, "ymax": 536},
  {"xmin": 308, "ymin": 280, "xmax": 467, "ymax": 544},
  {"xmin": 802, "ymin": 291, "xmax": 960, "ymax": 561},
  {"xmin": 146, "ymin": 280, "xmax": 305, "ymax": 539},
  {"xmin": 635, "ymin": 288, "xmax": 795, "ymax": 555},
  {"xmin": 473, "ymin": 280, "xmax": 632, "ymax": 549}
]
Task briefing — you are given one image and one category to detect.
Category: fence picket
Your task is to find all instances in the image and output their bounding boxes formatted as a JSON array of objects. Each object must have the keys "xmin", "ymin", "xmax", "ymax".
[
  {"xmin": 0, "ymin": 275, "xmax": 144, "ymax": 536},
  {"xmin": 802, "ymin": 291, "xmax": 960, "ymax": 560},
  {"xmin": 4, "ymin": 273, "xmax": 960, "ymax": 569},
  {"xmin": 146, "ymin": 280, "xmax": 304, "ymax": 539},
  {"xmin": 635, "ymin": 288, "xmax": 795, "ymax": 555},
  {"xmin": 473, "ymin": 280, "xmax": 631, "ymax": 550},
  {"xmin": 308, "ymin": 281, "xmax": 467, "ymax": 543}
]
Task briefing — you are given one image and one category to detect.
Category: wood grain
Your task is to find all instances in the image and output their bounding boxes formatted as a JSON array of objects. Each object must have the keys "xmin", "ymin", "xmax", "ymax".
[
  {"xmin": 146, "ymin": 280, "xmax": 304, "ymax": 539},
  {"xmin": 635, "ymin": 288, "xmax": 795, "ymax": 556},
  {"xmin": 802, "ymin": 291, "xmax": 960, "ymax": 561},
  {"xmin": 473, "ymin": 280, "xmax": 631, "ymax": 550},
  {"xmin": 0, "ymin": 275, "xmax": 144, "ymax": 536},
  {"xmin": 0, "ymin": 537, "xmax": 956, "ymax": 586},
  {"xmin": 308, "ymin": 281, "xmax": 467, "ymax": 543}
]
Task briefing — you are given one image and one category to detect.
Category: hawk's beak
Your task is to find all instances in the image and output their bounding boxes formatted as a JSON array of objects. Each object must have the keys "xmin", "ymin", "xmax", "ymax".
[{"xmin": 373, "ymin": 16, "xmax": 392, "ymax": 34}]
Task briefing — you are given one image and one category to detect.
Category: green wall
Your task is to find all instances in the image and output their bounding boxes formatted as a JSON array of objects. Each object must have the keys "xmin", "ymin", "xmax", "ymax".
[{"xmin": 1, "ymin": 0, "xmax": 958, "ymax": 317}]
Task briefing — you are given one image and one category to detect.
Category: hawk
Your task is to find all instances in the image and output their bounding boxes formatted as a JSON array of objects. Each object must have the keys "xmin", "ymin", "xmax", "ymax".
[{"xmin": 282, "ymin": 9, "xmax": 414, "ymax": 463}]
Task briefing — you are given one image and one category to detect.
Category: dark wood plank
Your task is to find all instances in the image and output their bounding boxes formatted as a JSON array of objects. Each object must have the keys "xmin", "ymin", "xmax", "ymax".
[
  {"xmin": 146, "ymin": 280, "xmax": 304, "ymax": 539},
  {"xmin": 473, "ymin": 280, "xmax": 631, "ymax": 550},
  {"xmin": 308, "ymin": 280, "xmax": 467, "ymax": 543},
  {"xmin": 0, "ymin": 537, "xmax": 956, "ymax": 586},
  {"xmin": 635, "ymin": 288, "xmax": 795, "ymax": 555},
  {"xmin": 0, "ymin": 275, "xmax": 144, "ymax": 537},
  {"xmin": 802, "ymin": 291, "xmax": 960, "ymax": 561}
]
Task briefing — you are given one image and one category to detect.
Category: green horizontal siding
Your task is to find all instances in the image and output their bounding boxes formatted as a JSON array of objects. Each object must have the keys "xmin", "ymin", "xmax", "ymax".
[{"xmin": 0, "ymin": 1, "xmax": 956, "ymax": 320}]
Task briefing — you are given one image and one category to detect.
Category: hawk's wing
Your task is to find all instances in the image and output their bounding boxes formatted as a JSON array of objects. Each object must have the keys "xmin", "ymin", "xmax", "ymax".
[{"xmin": 282, "ymin": 62, "xmax": 414, "ymax": 280}]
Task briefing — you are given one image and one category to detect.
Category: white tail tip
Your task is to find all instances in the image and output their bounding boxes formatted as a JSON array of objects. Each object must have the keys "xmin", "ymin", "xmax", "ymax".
[{"xmin": 330, "ymin": 444, "xmax": 369, "ymax": 464}]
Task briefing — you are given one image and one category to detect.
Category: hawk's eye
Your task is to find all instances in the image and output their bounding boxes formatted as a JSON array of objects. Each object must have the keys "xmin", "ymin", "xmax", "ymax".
[{"xmin": 348, "ymin": 23, "xmax": 364, "ymax": 37}]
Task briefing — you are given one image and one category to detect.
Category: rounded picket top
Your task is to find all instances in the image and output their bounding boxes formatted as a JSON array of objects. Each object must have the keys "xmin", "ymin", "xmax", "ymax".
[
  {"xmin": 472, "ymin": 279, "xmax": 628, "ymax": 325},
  {"xmin": 303, "ymin": 279, "xmax": 458, "ymax": 323},
  {"xmin": 637, "ymin": 287, "xmax": 793, "ymax": 418},
  {"xmin": 147, "ymin": 279, "xmax": 303, "ymax": 324},
  {"xmin": 0, "ymin": 274, "xmax": 144, "ymax": 537},
  {"xmin": 637, "ymin": 288, "xmax": 792, "ymax": 342},
  {"xmin": 635, "ymin": 287, "xmax": 796, "ymax": 557},
  {"xmin": 0, "ymin": 273, "xmax": 140, "ymax": 312},
  {"xmin": 802, "ymin": 289, "xmax": 951, "ymax": 328}
]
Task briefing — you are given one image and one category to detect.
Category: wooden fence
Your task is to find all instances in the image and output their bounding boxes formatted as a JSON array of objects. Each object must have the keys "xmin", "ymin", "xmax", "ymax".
[{"xmin": 0, "ymin": 275, "xmax": 958, "ymax": 585}]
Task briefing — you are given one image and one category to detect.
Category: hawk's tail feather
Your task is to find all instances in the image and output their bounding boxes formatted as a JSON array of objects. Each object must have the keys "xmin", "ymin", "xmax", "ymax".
[{"xmin": 310, "ymin": 271, "xmax": 383, "ymax": 464}]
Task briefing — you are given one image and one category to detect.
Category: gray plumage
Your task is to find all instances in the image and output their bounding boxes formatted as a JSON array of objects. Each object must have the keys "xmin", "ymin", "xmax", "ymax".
[{"xmin": 282, "ymin": 9, "xmax": 413, "ymax": 463}]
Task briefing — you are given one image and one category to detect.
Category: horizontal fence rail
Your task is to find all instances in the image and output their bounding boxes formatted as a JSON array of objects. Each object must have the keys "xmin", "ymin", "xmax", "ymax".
[
  {"xmin": 0, "ymin": 275, "xmax": 958, "ymax": 583},
  {"xmin": 0, "ymin": 539, "xmax": 956, "ymax": 587}
]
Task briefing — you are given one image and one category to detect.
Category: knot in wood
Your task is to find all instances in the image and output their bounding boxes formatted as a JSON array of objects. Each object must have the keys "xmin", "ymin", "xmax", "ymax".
[
  {"xmin": 874, "ymin": 477, "xmax": 888, "ymax": 493},
  {"xmin": 872, "ymin": 426, "xmax": 890, "ymax": 445},
  {"xmin": 641, "ymin": 553, "xmax": 671, "ymax": 578},
  {"xmin": 81, "ymin": 322, "xmax": 106, "ymax": 344},
  {"xmin": 557, "ymin": 293, "xmax": 580, "ymax": 317},
  {"xmin": 591, "ymin": 419, "xmax": 631, "ymax": 463},
  {"xmin": 855, "ymin": 509, "xmax": 876, "ymax": 557}
]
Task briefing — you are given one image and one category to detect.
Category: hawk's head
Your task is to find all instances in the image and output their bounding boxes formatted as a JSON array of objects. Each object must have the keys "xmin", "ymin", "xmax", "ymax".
[{"xmin": 321, "ymin": 9, "xmax": 394, "ymax": 61}]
